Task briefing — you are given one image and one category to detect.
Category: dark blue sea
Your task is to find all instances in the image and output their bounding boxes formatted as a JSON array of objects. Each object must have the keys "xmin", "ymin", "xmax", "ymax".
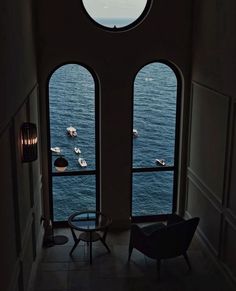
[{"xmin": 49, "ymin": 39, "xmax": 177, "ymax": 222}]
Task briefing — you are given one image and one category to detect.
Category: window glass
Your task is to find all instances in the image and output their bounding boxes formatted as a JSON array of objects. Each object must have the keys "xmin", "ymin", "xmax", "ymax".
[
  {"xmin": 133, "ymin": 63, "xmax": 177, "ymax": 168},
  {"xmin": 132, "ymin": 62, "xmax": 178, "ymax": 218},
  {"xmin": 52, "ymin": 175, "xmax": 96, "ymax": 221},
  {"xmin": 48, "ymin": 64, "xmax": 97, "ymax": 222},
  {"xmin": 82, "ymin": 0, "xmax": 148, "ymax": 28},
  {"xmin": 49, "ymin": 64, "xmax": 95, "ymax": 172},
  {"xmin": 132, "ymin": 172, "xmax": 173, "ymax": 216}
]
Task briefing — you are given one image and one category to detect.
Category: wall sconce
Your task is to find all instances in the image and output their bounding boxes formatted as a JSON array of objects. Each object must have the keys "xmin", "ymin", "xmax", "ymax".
[
  {"xmin": 54, "ymin": 156, "xmax": 68, "ymax": 172},
  {"xmin": 20, "ymin": 122, "xmax": 38, "ymax": 162}
]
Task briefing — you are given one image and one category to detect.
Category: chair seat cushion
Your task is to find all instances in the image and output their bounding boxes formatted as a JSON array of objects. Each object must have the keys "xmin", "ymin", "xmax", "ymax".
[{"xmin": 141, "ymin": 222, "xmax": 166, "ymax": 235}]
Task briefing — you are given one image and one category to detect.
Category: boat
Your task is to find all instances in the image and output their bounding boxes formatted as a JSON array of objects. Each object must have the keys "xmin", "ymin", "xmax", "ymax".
[
  {"xmin": 155, "ymin": 159, "xmax": 166, "ymax": 166},
  {"xmin": 50, "ymin": 147, "xmax": 61, "ymax": 154},
  {"xmin": 133, "ymin": 129, "xmax": 139, "ymax": 137},
  {"xmin": 74, "ymin": 147, "xmax": 81, "ymax": 154},
  {"xmin": 78, "ymin": 157, "xmax": 87, "ymax": 168},
  {"xmin": 66, "ymin": 126, "xmax": 77, "ymax": 137}
]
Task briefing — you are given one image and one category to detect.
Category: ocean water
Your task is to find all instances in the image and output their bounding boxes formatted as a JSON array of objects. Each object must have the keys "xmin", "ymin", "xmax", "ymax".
[
  {"xmin": 93, "ymin": 18, "xmax": 137, "ymax": 28},
  {"xmin": 49, "ymin": 65, "xmax": 97, "ymax": 221},
  {"xmin": 49, "ymin": 61, "xmax": 177, "ymax": 221}
]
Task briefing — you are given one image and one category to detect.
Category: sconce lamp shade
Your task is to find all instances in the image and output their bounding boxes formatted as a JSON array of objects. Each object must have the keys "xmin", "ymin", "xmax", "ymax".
[
  {"xmin": 54, "ymin": 156, "xmax": 68, "ymax": 172},
  {"xmin": 21, "ymin": 122, "xmax": 38, "ymax": 162}
]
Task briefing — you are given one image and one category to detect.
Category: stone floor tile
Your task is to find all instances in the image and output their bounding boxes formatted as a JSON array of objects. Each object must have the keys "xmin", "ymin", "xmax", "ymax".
[
  {"xmin": 39, "ymin": 262, "xmax": 69, "ymax": 272},
  {"xmin": 35, "ymin": 270, "xmax": 68, "ymax": 291}
]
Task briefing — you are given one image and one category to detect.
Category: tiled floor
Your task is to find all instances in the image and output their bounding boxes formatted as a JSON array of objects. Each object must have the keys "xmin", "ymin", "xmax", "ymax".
[{"xmin": 33, "ymin": 227, "xmax": 235, "ymax": 291}]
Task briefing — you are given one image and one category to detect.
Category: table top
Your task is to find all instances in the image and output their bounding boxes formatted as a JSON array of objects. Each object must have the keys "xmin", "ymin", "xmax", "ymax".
[{"xmin": 68, "ymin": 211, "xmax": 112, "ymax": 232}]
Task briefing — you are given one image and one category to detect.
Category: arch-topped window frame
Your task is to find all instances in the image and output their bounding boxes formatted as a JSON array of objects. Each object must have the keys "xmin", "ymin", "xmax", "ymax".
[
  {"xmin": 131, "ymin": 59, "xmax": 182, "ymax": 222},
  {"xmin": 81, "ymin": 0, "xmax": 153, "ymax": 32},
  {"xmin": 46, "ymin": 62, "xmax": 100, "ymax": 226}
]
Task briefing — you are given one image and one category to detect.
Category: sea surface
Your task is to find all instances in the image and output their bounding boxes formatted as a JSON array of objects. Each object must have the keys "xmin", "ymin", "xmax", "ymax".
[{"xmin": 49, "ymin": 53, "xmax": 177, "ymax": 222}]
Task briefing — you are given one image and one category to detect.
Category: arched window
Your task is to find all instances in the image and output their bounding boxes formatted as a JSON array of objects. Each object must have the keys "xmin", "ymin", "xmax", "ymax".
[
  {"xmin": 132, "ymin": 62, "xmax": 180, "ymax": 220},
  {"xmin": 48, "ymin": 64, "xmax": 99, "ymax": 222}
]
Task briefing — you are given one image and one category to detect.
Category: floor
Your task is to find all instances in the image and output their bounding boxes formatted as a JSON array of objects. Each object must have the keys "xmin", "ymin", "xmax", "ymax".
[{"xmin": 33, "ymin": 226, "xmax": 235, "ymax": 291}]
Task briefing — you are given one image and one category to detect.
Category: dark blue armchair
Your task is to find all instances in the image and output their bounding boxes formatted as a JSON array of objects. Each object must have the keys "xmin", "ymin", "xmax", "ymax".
[{"xmin": 128, "ymin": 215, "xmax": 200, "ymax": 277}]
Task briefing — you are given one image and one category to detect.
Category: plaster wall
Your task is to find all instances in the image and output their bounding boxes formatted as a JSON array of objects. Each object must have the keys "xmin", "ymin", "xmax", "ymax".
[
  {"xmin": 0, "ymin": 1, "xmax": 43, "ymax": 290},
  {"xmin": 36, "ymin": 0, "xmax": 193, "ymax": 227},
  {"xmin": 188, "ymin": 0, "xmax": 236, "ymax": 281}
]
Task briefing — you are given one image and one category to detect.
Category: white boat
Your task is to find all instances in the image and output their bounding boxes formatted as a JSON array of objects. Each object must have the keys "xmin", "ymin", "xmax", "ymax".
[
  {"xmin": 133, "ymin": 129, "xmax": 139, "ymax": 137},
  {"xmin": 50, "ymin": 147, "xmax": 61, "ymax": 154},
  {"xmin": 74, "ymin": 147, "xmax": 81, "ymax": 154},
  {"xmin": 155, "ymin": 159, "xmax": 166, "ymax": 166},
  {"xmin": 66, "ymin": 126, "xmax": 77, "ymax": 137},
  {"xmin": 78, "ymin": 158, "xmax": 87, "ymax": 168}
]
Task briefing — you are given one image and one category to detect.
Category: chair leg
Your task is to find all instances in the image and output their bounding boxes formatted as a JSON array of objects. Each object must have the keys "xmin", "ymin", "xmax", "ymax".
[
  {"xmin": 156, "ymin": 259, "xmax": 161, "ymax": 279},
  {"xmin": 183, "ymin": 252, "xmax": 191, "ymax": 270}
]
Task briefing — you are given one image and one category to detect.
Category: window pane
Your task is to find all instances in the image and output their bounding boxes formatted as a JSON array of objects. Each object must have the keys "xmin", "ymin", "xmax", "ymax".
[
  {"xmin": 53, "ymin": 175, "xmax": 96, "ymax": 221},
  {"xmin": 82, "ymin": 0, "xmax": 148, "ymax": 28},
  {"xmin": 132, "ymin": 62, "xmax": 179, "ymax": 218},
  {"xmin": 132, "ymin": 172, "xmax": 173, "ymax": 216},
  {"xmin": 133, "ymin": 63, "xmax": 177, "ymax": 168},
  {"xmin": 49, "ymin": 64, "xmax": 95, "ymax": 172}
]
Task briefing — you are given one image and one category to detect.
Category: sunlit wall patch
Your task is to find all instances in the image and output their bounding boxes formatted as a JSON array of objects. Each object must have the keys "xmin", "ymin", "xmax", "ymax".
[{"xmin": 82, "ymin": 0, "xmax": 151, "ymax": 30}]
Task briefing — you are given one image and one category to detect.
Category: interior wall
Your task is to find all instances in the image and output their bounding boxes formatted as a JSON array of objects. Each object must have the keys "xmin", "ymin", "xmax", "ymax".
[
  {"xmin": 188, "ymin": 0, "xmax": 236, "ymax": 282},
  {"xmin": 0, "ymin": 1, "xmax": 43, "ymax": 291},
  {"xmin": 37, "ymin": 0, "xmax": 193, "ymax": 228}
]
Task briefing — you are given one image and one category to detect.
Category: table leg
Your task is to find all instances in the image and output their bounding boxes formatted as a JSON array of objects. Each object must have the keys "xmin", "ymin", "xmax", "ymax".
[
  {"xmin": 89, "ymin": 232, "xmax": 92, "ymax": 264},
  {"xmin": 100, "ymin": 228, "xmax": 111, "ymax": 252},
  {"xmin": 70, "ymin": 239, "xmax": 80, "ymax": 255},
  {"xmin": 100, "ymin": 237, "xmax": 111, "ymax": 253},
  {"xmin": 69, "ymin": 228, "xmax": 80, "ymax": 255},
  {"xmin": 70, "ymin": 227, "xmax": 77, "ymax": 242}
]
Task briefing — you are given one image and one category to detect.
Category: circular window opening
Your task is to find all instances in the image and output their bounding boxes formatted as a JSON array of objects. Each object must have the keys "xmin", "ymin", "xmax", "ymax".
[{"xmin": 82, "ymin": 0, "xmax": 150, "ymax": 29}]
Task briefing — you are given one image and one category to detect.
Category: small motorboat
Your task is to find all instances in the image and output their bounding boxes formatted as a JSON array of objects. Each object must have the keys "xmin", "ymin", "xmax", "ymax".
[
  {"xmin": 74, "ymin": 147, "xmax": 81, "ymax": 154},
  {"xmin": 50, "ymin": 147, "xmax": 61, "ymax": 154},
  {"xmin": 78, "ymin": 157, "xmax": 87, "ymax": 168},
  {"xmin": 155, "ymin": 159, "xmax": 166, "ymax": 166},
  {"xmin": 66, "ymin": 126, "xmax": 77, "ymax": 137},
  {"xmin": 133, "ymin": 129, "xmax": 139, "ymax": 137}
]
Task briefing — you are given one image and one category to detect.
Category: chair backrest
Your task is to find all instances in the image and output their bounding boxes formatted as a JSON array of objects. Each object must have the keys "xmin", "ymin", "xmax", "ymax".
[{"xmin": 146, "ymin": 217, "xmax": 200, "ymax": 259}]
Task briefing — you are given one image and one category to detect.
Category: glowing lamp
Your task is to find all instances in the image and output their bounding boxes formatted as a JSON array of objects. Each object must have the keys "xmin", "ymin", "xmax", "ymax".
[{"xmin": 20, "ymin": 122, "xmax": 38, "ymax": 162}]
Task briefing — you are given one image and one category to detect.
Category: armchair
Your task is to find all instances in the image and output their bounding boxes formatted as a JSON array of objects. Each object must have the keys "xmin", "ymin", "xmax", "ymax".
[{"xmin": 128, "ymin": 215, "xmax": 200, "ymax": 277}]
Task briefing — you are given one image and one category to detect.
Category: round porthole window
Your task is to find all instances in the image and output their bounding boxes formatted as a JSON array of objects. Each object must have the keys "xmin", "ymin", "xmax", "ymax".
[{"xmin": 82, "ymin": 0, "xmax": 150, "ymax": 30}]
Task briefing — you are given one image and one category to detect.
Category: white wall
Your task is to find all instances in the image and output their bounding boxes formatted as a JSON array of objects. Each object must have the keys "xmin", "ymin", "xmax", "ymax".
[
  {"xmin": 0, "ymin": 1, "xmax": 43, "ymax": 290},
  {"xmin": 188, "ymin": 0, "xmax": 236, "ymax": 282}
]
